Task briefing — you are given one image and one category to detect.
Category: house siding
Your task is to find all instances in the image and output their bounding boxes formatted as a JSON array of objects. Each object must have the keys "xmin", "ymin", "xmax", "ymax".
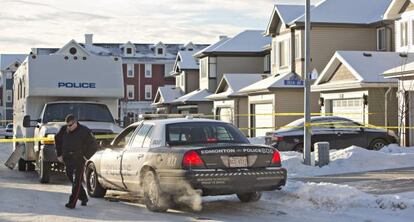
[
  {"xmin": 185, "ymin": 70, "xmax": 199, "ymax": 93},
  {"xmin": 368, "ymin": 88, "xmax": 398, "ymax": 128},
  {"xmin": 326, "ymin": 63, "xmax": 358, "ymax": 83}
]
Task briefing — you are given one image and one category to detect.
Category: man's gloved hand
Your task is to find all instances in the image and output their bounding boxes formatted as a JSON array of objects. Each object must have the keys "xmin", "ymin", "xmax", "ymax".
[{"xmin": 57, "ymin": 156, "xmax": 63, "ymax": 163}]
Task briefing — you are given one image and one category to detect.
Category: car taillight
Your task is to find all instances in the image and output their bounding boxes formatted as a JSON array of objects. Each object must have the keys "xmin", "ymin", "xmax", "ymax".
[
  {"xmin": 271, "ymin": 151, "xmax": 281, "ymax": 166},
  {"xmin": 182, "ymin": 150, "xmax": 205, "ymax": 167}
]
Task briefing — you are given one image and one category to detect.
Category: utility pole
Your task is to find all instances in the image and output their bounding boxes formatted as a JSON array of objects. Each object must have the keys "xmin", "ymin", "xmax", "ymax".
[{"xmin": 303, "ymin": 0, "xmax": 312, "ymax": 165}]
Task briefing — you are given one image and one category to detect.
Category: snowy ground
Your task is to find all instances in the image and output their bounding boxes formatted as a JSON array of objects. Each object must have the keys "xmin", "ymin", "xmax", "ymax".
[{"xmin": 1, "ymin": 141, "xmax": 414, "ymax": 222}]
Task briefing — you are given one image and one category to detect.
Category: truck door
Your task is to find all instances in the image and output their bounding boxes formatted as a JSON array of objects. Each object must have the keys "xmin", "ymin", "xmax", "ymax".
[
  {"xmin": 121, "ymin": 124, "xmax": 153, "ymax": 192},
  {"xmin": 100, "ymin": 125, "xmax": 137, "ymax": 190}
]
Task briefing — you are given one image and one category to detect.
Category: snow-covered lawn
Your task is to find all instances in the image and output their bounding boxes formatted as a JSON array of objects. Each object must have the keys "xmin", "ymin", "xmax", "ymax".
[{"xmin": 1, "ymin": 141, "xmax": 414, "ymax": 221}]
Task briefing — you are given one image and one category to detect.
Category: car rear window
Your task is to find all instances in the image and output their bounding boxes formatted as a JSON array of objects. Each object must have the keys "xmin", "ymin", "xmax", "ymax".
[{"xmin": 166, "ymin": 122, "xmax": 249, "ymax": 145}]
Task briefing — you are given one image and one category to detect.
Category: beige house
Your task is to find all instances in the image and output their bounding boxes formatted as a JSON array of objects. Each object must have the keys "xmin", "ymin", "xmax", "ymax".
[
  {"xmin": 381, "ymin": 0, "xmax": 414, "ymax": 146},
  {"xmin": 152, "ymin": 85, "xmax": 183, "ymax": 113},
  {"xmin": 266, "ymin": 0, "xmax": 394, "ymax": 78},
  {"xmin": 238, "ymin": 0, "xmax": 394, "ymax": 137},
  {"xmin": 171, "ymin": 30, "xmax": 271, "ymax": 116},
  {"xmin": 239, "ymin": 73, "xmax": 320, "ymax": 137},
  {"xmin": 206, "ymin": 73, "xmax": 267, "ymax": 135},
  {"xmin": 152, "ymin": 44, "xmax": 207, "ymax": 113},
  {"xmin": 312, "ymin": 51, "xmax": 406, "ymax": 128}
]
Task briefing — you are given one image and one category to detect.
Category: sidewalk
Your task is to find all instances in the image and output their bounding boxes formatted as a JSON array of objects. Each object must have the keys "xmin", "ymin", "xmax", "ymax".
[{"xmin": 293, "ymin": 167, "xmax": 414, "ymax": 195}]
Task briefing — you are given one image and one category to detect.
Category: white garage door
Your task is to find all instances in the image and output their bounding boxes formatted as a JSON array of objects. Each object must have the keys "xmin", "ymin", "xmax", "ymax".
[
  {"xmin": 218, "ymin": 107, "xmax": 232, "ymax": 123},
  {"xmin": 332, "ymin": 99, "xmax": 364, "ymax": 124},
  {"xmin": 252, "ymin": 103, "xmax": 273, "ymax": 137}
]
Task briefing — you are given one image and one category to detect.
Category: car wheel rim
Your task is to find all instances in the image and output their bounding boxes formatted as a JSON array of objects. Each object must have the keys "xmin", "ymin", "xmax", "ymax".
[
  {"xmin": 373, "ymin": 142, "xmax": 385, "ymax": 150},
  {"xmin": 90, "ymin": 171, "xmax": 96, "ymax": 191},
  {"xmin": 146, "ymin": 173, "xmax": 158, "ymax": 205}
]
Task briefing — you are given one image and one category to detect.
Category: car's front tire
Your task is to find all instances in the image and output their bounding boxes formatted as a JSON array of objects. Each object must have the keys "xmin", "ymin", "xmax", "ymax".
[
  {"xmin": 86, "ymin": 163, "xmax": 107, "ymax": 198},
  {"xmin": 39, "ymin": 156, "xmax": 50, "ymax": 184},
  {"xmin": 142, "ymin": 170, "xmax": 170, "ymax": 212},
  {"xmin": 237, "ymin": 191, "xmax": 262, "ymax": 202},
  {"xmin": 369, "ymin": 138, "xmax": 387, "ymax": 150}
]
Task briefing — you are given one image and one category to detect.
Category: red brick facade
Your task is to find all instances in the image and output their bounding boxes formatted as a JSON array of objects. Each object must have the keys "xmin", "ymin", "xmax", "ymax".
[{"xmin": 122, "ymin": 63, "xmax": 175, "ymax": 102}]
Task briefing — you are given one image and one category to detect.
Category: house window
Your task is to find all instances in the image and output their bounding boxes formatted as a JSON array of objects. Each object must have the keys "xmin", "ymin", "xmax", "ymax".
[
  {"xmin": 278, "ymin": 39, "xmax": 290, "ymax": 68},
  {"xmin": 127, "ymin": 85, "xmax": 134, "ymax": 100},
  {"xmin": 126, "ymin": 48, "xmax": 132, "ymax": 54},
  {"xmin": 401, "ymin": 21, "xmax": 408, "ymax": 47},
  {"xmin": 295, "ymin": 35, "xmax": 300, "ymax": 59},
  {"xmin": 209, "ymin": 57, "xmax": 217, "ymax": 78},
  {"xmin": 145, "ymin": 85, "xmax": 152, "ymax": 100},
  {"xmin": 145, "ymin": 64, "xmax": 152, "ymax": 78},
  {"xmin": 377, "ymin": 27, "xmax": 386, "ymax": 51},
  {"xmin": 127, "ymin": 64, "xmax": 134, "ymax": 78},
  {"xmin": 200, "ymin": 58, "xmax": 208, "ymax": 78},
  {"xmin": 6, "ymin": 90, "xmax": 12, "ymax": 102},
  {"xmin": 264, "ymin": 54, "xmax": 271, "ymax": 72},
  {"xmin": 157, "ymin": 48, "xmax": 163, "ymax": 55}
]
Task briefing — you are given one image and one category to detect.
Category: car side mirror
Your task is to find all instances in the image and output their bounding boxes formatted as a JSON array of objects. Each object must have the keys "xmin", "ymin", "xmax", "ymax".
[
  {"xmin": 23, "ymin": 115, "xmax": 40, "ymax": 128},
  {"xmin": 360, "ymin": 127, "xmax": 365, "ymax": 132}
]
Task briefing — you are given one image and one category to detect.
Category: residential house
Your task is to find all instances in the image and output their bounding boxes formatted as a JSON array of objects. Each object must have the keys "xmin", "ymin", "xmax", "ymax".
[
  {"xmin": 239, "ymin": 0, "xmax": 394, "ymax": 137},
  {"xmin": 152, "ymin": 43, "xmax": 208, "ymax": 113},
  {"xmin": 206, "ymin": 73, "xmax": 267, "ymax": 135},
  {"xmin": 381, "ymin": 0, "xmax": 414, "ymax": 146},
  {"xmin": 172, "ymin": 30, "xmax": 271, "ymax": 115},
  {"xmin": 312, "ymin": 51, "xmax": 405, "ymax": 128},
  {"xmin": 0, "ymin": 54, "xmax": 26, "ymax": 124}
]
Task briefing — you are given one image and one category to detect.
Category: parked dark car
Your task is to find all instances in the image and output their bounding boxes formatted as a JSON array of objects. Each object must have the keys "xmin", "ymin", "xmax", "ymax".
[{"xmin": 266, "ymin": 116, "xmax": 398, "ymax": 151}]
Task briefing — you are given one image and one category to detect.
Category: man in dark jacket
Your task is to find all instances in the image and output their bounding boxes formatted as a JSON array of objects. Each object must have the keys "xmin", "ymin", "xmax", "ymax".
[{"xmin": 55, "ymin": 114, "xmax": 98, "ymax": 209}]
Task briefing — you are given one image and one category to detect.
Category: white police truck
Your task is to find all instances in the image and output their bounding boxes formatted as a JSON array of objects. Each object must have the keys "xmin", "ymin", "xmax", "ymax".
[{"xmin": 10, "ymin": 50, "xmax": 124, "ymax": 183}]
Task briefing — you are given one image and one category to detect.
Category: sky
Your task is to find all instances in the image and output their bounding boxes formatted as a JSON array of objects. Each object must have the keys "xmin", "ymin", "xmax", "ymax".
[{"xmin": 0, "ymin": 0, "xmax": 322, "ymax": 53}]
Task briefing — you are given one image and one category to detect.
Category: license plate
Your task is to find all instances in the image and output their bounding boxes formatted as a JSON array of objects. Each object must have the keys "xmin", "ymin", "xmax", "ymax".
[{"xmin": 229, "ymin": 156, "xmax": 248, "ymax": 168}]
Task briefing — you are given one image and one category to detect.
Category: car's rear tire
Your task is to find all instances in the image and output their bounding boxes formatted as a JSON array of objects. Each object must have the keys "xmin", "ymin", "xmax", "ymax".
[
  {"xmin": 86, "ymin": 163, "xmax": 107, "ymax": 198},
  {"xmin": 143, "ymin": 170, "xmax": 170, "ymax": 212},
  {"xmin": 369, "ymin": 138, "xmax": 387, "ymax": 151},
  {"xmin": 39, "ymin": 156, "xmax": 50, "ymax": 184},
  {"xmin": 18, "ymin": 158, "xmax": 26, "ymax": 171},
  {"xmin": 237, "ymin": 191, "xmax": 262, "ymax": 202}
]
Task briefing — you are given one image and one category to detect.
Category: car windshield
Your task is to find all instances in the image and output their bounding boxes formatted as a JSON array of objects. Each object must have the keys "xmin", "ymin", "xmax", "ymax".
[
  {"xmin": 42, "ymin": 103, "xmax": 114, "ymax": 123},
  {"xmin": 166, "ymin": 122, "xmax": 249, "ymax": 145}
]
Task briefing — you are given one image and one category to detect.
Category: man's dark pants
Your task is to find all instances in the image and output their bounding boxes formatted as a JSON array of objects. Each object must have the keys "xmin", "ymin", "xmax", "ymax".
[{"xmin": 64, "ymin": 153, "xmax": 88, "ymax": 208}]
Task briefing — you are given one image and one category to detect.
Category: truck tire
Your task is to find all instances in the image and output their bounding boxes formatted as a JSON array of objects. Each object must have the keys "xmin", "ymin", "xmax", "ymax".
[
  {"xmin": 143, "ymin": 170, "xmax": 170, "ymax": 212},
  {"xmin": 86, "ymin": 163, "xmax": 107, "ymax": 198},
  {"xmin": 18, "ymin": 158, "xmax": 26, "ymax": 171},
  {"xmin": 27, "ymin": 162, "xmax": 35, "ymax": 171},
  {"xmin": 39, "ymin": 156, "xmax": 50, "ymax": 184},
  {"xmin": 237, "ymin": 191, "xmax": 262, "ymax": 202}
]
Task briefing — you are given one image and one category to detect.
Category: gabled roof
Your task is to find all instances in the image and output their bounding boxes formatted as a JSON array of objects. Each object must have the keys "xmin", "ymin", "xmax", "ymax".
[
  {"xmin": 294, "ymin": 0, "xmax": 392, "ymax": 25},
  {"xmin": 206, "ymin": 74, "xmax": 267, "ymax": 100},
  {"xmin": 56, "ymin": 39, "xmax": 91, "ymax": 56},
  {"xmin": 239, "ymin": 72, "xmax": 304, "ymax": 94},
  {"xmin": 313, "ymin": 51, "xmax": 404, "ymax": 91},
  {"xmin": 384, "ymin": 0, "xmax": 411, "ymax": 20},
  {"xmin": 267, "ymin": 0, "xmax": 392, "ymax": 35},
  {"xmin": 194, "ymin": 30, "xmax": 271, "ymax": 57},
  {"xmin": 266, "ymin": 4, "xmax": 309, "ymax": 35},
  {"xmin": 172, "ymin": 89, "xmax": 212, "ymax": 104},
  {"xmin": 193, "ymin": 37, "xmax": 231, "ymax": 58},
  {"xmin": 152, "ymin": 85, "xmax": 183, "ymax": 105},
  {"xmin": 176, "ymin": 51, "xmax": 200, "ymax": 70},
  {"xmin": 0, "ymin": 54, "xmax": 26, "ymax": 71}
]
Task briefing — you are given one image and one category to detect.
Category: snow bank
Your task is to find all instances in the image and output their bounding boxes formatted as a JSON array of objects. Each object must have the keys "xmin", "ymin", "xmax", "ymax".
[
  {"xmin": 248, "ymin": 136, "xmax": 414, "ymax": 177},
  {"xmin": 283, "ymin": 145, "xmax": 414, "ymax": 177},
  {"xmin": 281, "ymin": 181, "xmax": 413, "ymax": 212}
]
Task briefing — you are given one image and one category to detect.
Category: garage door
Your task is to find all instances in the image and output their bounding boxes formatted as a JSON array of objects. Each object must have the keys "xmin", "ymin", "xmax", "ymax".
[
  {"xmin": 252, "ymin": 103, "xmax": 273, "ymax": 137},
  {"xmin": 218, "ymin": 107, "xmax": 232, "ymax": 123},
  {"xmin": 332, "ymin": 99, "xmax": 364, "ymax": 123}
]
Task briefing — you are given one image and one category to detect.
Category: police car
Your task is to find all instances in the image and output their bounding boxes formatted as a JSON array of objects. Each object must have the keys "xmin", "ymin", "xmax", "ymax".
[{"xmin": 85, "ymin": 118, "xmax": 287, "ymax": 212}]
